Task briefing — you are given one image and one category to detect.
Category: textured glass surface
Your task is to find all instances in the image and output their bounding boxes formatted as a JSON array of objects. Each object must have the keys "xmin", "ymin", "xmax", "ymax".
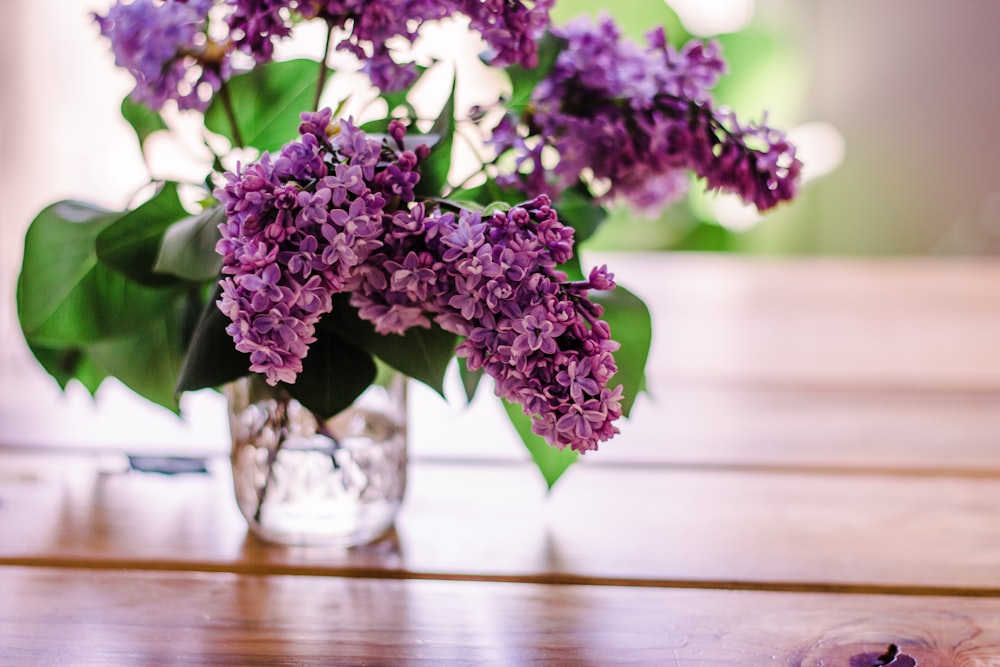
[{"xmin": 226, "ymin": 376, "xmax": 407, "ymax": 546}]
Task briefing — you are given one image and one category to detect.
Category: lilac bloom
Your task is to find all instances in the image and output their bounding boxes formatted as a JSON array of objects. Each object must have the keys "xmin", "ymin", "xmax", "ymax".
[
  {"xmin": 217, "ymin": 112, "xmax": 625, "ymax": 452},
  {"xmin": 94, "ymin": 0, "xmax": 225, "ymax": 111},
  {"xmin": 555, "ymin": 356, "xmax": 600, "ymax": 402},
  {"xmin": 491, "ymin": 14, "xmax": 801, "ymax": 215},
  {"xmin": 511, "ymin": 309, "xmax": 564, "ymax": 356}
]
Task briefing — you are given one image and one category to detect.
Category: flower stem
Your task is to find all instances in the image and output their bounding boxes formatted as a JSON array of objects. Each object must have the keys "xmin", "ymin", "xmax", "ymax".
[
  {"xmin": 252, "ymin": 391, "xmax": 344, "ymax": 525},
  {"xmin": 254, "ymin": 399, "xmax": 287, "ymax": 524},
  {"xmin": 314, "ymin": 23, "xmax": 335, "ymax": 111},
  {"xmin": 218, "ymin": 81, "xmax": 244, "ymax": 148}
]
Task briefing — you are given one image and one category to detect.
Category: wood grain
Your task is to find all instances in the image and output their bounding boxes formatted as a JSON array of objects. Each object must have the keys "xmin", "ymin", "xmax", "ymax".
[
  {"xmin": 5, "ymin": 256, "xmax": 1000, "ymax": 663},
  {"xmin": 5, "ymin": 565, "xmax": 1000, "ymax": 666},
  {"xmin": 5, "ymin": 452, "xmax": 1000, "ymax": 594}
]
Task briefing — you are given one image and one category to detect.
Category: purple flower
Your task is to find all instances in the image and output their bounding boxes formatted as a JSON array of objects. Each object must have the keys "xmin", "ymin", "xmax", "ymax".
[
  {"xmin": 224, "ymin": 0, "xmax": 295, "ymax": 64},
  {"xmin": 351, "ymin": 194, "xmax": 624, "ymax": 452},
  {"xmin": 555, "ymin": 356, "xmax": 599, "ymax": 403},
  {"xmin": 294, "ymin": 0, "xmax": 553, "ymax": 91},
  {"xmin": 275, "ymin": 134, "xmax": 328, "ymax": 181},
  {"xmin": 94, "ymin": 0, "xmax": 227, "ymax": 111},
  {"xmin": 96, "ymin": 1, "xmax": 556, "ymax": 109},
  {"xmin": 217, "ymin": 110, "xmax": 623, "ymax": 452},
  {"xmin": 459, "ymin": 0, "xmax": 554, "ymax": 68},
  {"xmin": 215, "ymin": 113, "xmax": 409, "ymax": 386},
  {"xmin": 491, "ymin": 14, "xmax": 802, "ymax": 215},
  {"xmin": 385, "ymin": 252, "xmax": 437, "ymax": 302},
  {"xmin": 511, "ymin": 307, "xmax": 564, "ymax": 356},
  {"xmin": 295, "ymin": 0, "xmax": 445, "ymax": 91}
]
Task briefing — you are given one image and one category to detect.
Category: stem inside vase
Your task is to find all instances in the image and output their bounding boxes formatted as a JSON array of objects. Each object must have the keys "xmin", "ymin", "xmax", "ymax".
[{"xmin": 226, "ymin": 375, "xmax": 407, "ymax": 547}]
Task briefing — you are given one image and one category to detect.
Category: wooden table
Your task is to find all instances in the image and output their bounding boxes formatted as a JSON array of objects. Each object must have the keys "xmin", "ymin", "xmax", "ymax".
[{"xmin": 4, "ymin": 254, "xmax": 1000, "ymax": 665}]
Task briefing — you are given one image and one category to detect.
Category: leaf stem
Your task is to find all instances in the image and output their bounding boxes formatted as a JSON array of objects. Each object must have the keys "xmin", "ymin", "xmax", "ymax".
[
  {"xmin": 314, "ymin": 23, "xmax": 335, "ymax": 111},
  {"xmin": 218, "ymin": 81, "xmax": 244, "ymax": 148}
]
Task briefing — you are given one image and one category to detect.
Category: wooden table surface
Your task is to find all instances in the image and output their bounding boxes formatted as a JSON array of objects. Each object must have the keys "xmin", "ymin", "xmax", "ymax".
[{"xmin": 4, "ymin": 254, "xmax": 1000, "ymax": 665}]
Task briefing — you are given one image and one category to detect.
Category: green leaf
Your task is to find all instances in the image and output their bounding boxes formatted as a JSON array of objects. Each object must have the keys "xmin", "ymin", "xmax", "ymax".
[
  {"xmin": 452, "ymin": 179, "xmax": 528, "ymax": 209},
  {"xmin": 205, "ymin": 59, "xmax": 325, "ymax": 152},
  {"xmin": 154, "ymin": 206, "xmax": 225, "ymax": 282},
  {"xmin": 367, "ymin": 325, "xmax": 456, "ymax": 396},
  {"xmin": 360, "ymin": 118, "xmax": 393, "ymax": 134},
  {"xmin": 96, "ymin": 182, "xmax": 189, "ymax": 285},
  {"xmin": 458, "ymin": 362, "xmax": 483, "ymax": 403},
  {"xmin": 286, "ymin": 328, "xmax": 377, "ymax": 419},
  {"xmin": 556, "ymin": 183, "xmax": 607, "ymax": 246},
  {"xmin": 121, "ymin": 96, "xmax": 167, "ymax": 149},
  {"xmin": 670, "ymin": 219, "xmax": 738, "ymax": 252},
  {"xmin": 379, "ymin": 324, "xmax": 457, "ymax": 396},
  {"xmin": 18, "ymin": 201, "xmax": 118, "ymax": 336},
  {"xmin": 18, "ymin": 201, "xmax": 182, "ymax": 345},
  {"xmin": 28, "ymin": 344, "xmax": 111, "ymax": 398},
  {"xmin": 551, "ymin": 184, "xmax": 608, "ymax": 282},
  {"xmin": 70, "ymin": 352, "xmax": 110, "ymax": 396},
  {"xmin": 25, "ymin": 345, "xmax": 92, "ymax": 391},
  {"xmin": 175, "ymin": 286, "xmax": 253, "ymax": 393},
  {"xmin": 320, "ymin": 295, "xmax": 457, "ymax": 396},
  {"xmin": 502, "ymin": 399, "xmax": 579, "ymax": 490},
  {"xmin": 504, "ymin": 32, "xmax": 565, "ymax": 115},
  {"xmin": 86, "ymin": 302, "xmax": 189, "ymax": 413},
  {"xmin": 550, "ymin": 0, "xmax": 689, "ymax": 45},
  {"xmin": 18, "ymin": 198, "xmax": 196, "ymax": 411},
  {"xmin": 415, "ymin": 71, "xmax": 456, "ymax": 197},
  {"xmin": 591, "ymin": 284, "xmax": 651, "ymax": 416}
]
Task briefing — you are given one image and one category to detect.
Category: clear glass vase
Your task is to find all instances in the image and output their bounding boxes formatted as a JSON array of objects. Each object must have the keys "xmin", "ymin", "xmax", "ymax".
[{"xmin": 225, "ymin": 375, "xmax": 407, "ymax": 547}]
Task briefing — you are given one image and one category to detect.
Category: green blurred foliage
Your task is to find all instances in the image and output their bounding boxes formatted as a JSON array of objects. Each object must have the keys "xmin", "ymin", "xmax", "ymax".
[{"xmin": 551, "ymin": 0, "xmax": 690, "ymax": 43}]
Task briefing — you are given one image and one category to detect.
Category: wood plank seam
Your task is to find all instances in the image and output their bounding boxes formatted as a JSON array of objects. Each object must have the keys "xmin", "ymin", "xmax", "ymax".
[{"xmin": 6, "ymin": 557, "xmax": 1000, "ymax": 599}]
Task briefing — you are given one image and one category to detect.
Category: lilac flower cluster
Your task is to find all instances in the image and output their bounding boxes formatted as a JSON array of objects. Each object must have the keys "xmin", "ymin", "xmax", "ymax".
[
  {"xmin": 351, "ymin": 196, "xmax": 623, "ymax": 452},
  {"xmin": 216, "ymin": 111, "xmax": 622, "ymax": 451},
  {"xmin": 458, "ymin": 0, "xmax": 555, "ymax": 69},
  {"xmin": 94, "ymin": 0, "xmax": 225, "ymax": 111},
  {"xmin": 297, "ymin": 0, "xmax": 554, "ymax": 90},
  {"xmin": 491, "ymin": 15, "xmax": 802, "ymax": 214},
  {"xmin": 96, "ymin": 0, "xmax": 554, "ymax": 109},
  {"xmin": 297, "ymin": 0, "xmax": 454, "ymax": 91},
  {"xmin": 223, "ymin": 0, "xmax": 294, "ymax": 64},
  {"xmin": 215, "ymin": 109, "xmax": 410, "ymax": 384}
]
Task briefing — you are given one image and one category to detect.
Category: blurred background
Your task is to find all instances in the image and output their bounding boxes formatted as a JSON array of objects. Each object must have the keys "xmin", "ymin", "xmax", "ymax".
[
  {"xmin": 563, "ymin": 0, "xmax": 1000, "ymax": 256},
  {"xmin": 3, "ymin": 0, "xmax": 1000, "ymax": 454}
]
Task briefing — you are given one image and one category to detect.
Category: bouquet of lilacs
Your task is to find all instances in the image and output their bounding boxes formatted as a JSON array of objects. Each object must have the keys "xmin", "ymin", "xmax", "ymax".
[{"xmin": 17, "ymin": 0, "xmax": 800, "ymax": 486}]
